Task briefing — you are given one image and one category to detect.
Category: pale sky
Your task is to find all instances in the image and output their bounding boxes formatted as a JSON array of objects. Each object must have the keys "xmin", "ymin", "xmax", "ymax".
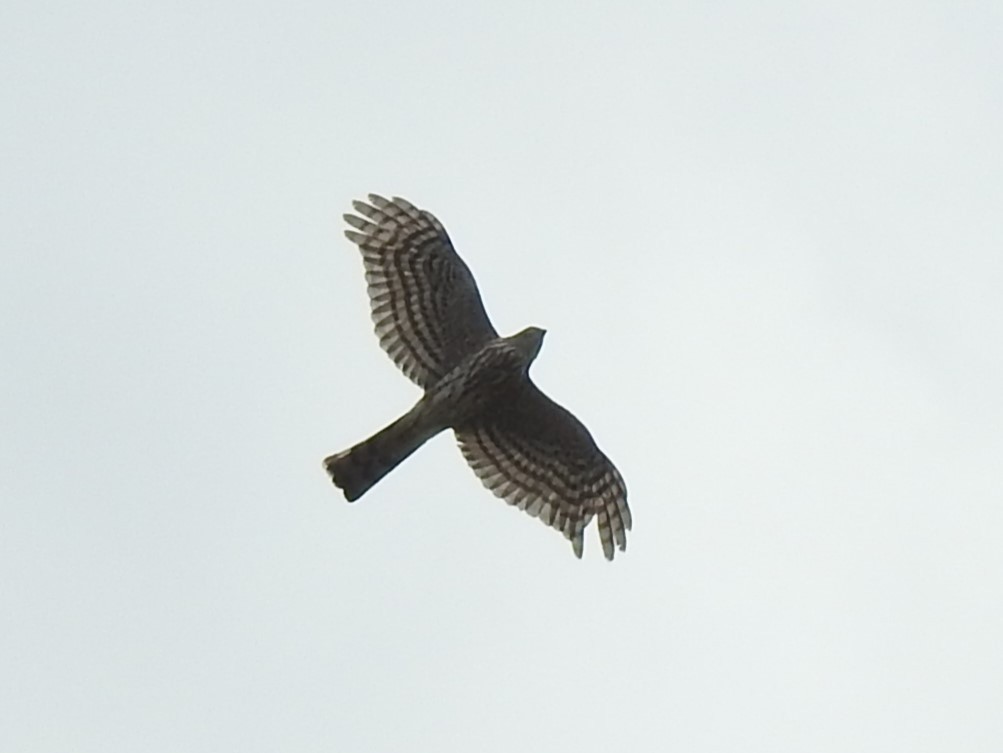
[{"xmin": 3, "ymin": 1, "xmax": 1002, "ymax": 751}]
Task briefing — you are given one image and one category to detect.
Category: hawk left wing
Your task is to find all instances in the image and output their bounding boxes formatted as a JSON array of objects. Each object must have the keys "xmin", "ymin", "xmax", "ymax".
[{"xmin": 454, "ymin": 381, "xmax": 631, "ymax": 560}]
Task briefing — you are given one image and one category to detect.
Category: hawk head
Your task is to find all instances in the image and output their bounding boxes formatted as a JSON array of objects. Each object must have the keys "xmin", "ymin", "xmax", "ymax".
[{"xmin": 509, "ymin": 326, "xmax": 546, "ymax": 367}]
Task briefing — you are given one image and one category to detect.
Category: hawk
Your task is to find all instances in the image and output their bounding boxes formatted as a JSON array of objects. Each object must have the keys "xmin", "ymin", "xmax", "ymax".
[{"xmin": 324, "ymin": 195, "xmax": 631, "ymax": 560}]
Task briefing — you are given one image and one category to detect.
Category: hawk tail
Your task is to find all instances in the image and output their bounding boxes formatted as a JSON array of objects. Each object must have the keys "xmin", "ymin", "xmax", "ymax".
[{"xmin": 324, "ymin": 409, "xmax": 438, "ymax": 502}]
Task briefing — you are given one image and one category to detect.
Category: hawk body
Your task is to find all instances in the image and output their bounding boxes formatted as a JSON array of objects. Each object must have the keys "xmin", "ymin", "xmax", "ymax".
[{"xmin": 325, "ymin": 195, "xmax": 631, "ymax": 560}]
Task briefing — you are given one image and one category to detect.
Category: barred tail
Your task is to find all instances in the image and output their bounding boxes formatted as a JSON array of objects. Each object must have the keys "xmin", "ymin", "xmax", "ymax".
[{"xmin": 324, "ymin": 409, "xmax": 439, "ymax": 501}]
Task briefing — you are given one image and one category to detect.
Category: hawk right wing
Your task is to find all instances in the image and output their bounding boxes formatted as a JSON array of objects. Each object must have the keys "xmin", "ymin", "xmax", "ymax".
[
  {"xmin": 343, "ymin": 195, "xmax": 499, "ymax": 388},
  {"xmin": 455, "ymin": 381, "xmax": 631, "ymax": 560}
]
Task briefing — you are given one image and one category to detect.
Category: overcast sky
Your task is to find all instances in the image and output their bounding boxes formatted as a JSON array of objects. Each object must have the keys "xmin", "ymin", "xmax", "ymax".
[{"xmin": 3, "ymin": 1, "xmax": 1002, "ymax": 751}]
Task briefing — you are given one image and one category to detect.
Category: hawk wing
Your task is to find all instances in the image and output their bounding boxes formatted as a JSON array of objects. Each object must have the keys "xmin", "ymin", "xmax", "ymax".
[
  {"xmin": 455, "ymin": 381, "xmax": 631, "ymax": 560},
  {"xmin": 343, "ymin": 195, "xmax": 499, "ymax": 388}
]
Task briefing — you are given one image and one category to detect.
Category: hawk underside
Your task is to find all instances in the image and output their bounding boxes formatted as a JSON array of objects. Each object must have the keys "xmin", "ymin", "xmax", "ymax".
[{"xmin": 324, "ymin": 195, "xmax": 631, "ymax": 560}]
